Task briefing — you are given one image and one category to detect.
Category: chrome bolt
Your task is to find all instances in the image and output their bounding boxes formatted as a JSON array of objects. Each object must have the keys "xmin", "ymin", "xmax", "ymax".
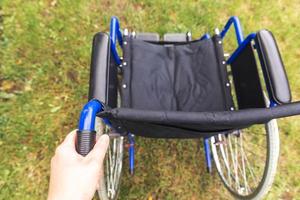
[
  {"xmin": 224, "ymin": 53, "xmax": 230, "ymax": 57},
  {"xmin": 132, "ymin": 31, "xmax": 136, "ymax": 38},
  {"xmin": 214, "ymin": 28, "xmax": 220, "ymax": 35},
  {"xmin": 124, "ymin": 29, "xmax": 129, "ymax": 36}
]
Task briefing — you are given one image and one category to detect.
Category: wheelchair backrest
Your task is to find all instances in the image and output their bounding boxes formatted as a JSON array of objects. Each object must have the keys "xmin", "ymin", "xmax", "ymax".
[{"xmin": 121, "ymin": 34, "xmax": 234, "ymax": 112}]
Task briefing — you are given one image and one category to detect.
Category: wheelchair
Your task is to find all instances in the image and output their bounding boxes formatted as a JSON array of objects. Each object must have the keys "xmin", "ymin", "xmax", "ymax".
[{"xmin": 75, "ymin": 16, "xmax": 300, "ymax": 199}]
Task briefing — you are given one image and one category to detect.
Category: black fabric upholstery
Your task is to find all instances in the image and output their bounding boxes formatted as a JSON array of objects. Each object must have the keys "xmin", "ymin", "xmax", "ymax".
[
  {"xmin": 115, "ymin": 35, "xmax": 236, "ymax": 138},
  {"xmin": 109, "ymin": 120, "xmax": 230, "ymax": 138},
  {"xmin": 99, "ymin": 101, "xmax": 300, "ymax": 138},
  {"xmin": 230, "ymin": 41, "xmax": 266, "ymax": 109},
  {"xmin": 121, "ymin": 35, "xmax": 233, "ymax": 112},
  {"xmin": 102, "ymin": 101, "xmax": 300, "ymax": 128}
]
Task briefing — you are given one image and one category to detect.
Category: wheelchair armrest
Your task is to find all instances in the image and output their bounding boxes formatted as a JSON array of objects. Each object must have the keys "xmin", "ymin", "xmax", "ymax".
[
  {"xmin": 88, "ymin": 32, "xmax": 118, "ymax": 107},
  {"xmin": 255, "ymin": 30, "xmax": 292, "ymax": 104}
]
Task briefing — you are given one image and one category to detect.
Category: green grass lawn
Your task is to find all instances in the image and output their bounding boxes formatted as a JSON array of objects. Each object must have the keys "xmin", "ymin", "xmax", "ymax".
[{"xmin": 1, "ymin": 0, "xmax": 300, "ymax": 199}]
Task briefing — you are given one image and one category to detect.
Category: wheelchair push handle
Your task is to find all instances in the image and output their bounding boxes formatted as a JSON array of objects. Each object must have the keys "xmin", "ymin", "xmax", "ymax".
[
  {"xmin": 76, "ymin": 130, "xmax": 96, "ymax": 156},
  {"xmin": 76, "ymin": 99, "xmax": 103, "ymax": 156}
]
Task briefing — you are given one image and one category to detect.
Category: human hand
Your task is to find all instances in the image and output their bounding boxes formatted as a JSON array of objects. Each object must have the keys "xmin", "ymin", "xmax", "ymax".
[{"xmin": 47, "ymin": 130, "xmax": 109, "ymax": 200}]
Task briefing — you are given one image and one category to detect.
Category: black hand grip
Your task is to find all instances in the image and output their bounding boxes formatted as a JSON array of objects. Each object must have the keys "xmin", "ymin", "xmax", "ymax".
[{"xmin": 76, "ymin": 130, "xmax": 96, "ymax": 156}]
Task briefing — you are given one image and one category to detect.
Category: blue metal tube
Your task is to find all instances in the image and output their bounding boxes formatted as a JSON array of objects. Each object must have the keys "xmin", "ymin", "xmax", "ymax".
[
  {"xmin": 270, "ymin": 101, "xmax": 277, "ymax": 108},
  {"xmin": 78, "ymin": 99, "xmax": 103, "ymax": 131},
  {"xmin": 220, "ymin": 16, "xmax": 244, "ymax": 45},
  {"xmin": 200, "ymin": 33, "xmax": 210, "ymax": 40},
  {"xmin": 227, "ymin": 33, "xmax": 257, "ymax": 64},
  {"xmin": 110, "ymin": 16, "xmax": 123, "ymax": 65},
  {"xmin": 204, "ymin": 138, "xmax": 212, "ymax": 173},
  {"xmin": 128, "ymin": 133, "xmax": 135, "ymax": 175}
]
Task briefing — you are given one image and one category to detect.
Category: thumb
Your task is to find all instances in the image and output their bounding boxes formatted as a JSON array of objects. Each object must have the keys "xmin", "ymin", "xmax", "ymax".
[
  {"xmin": 86, "ymin": 134, "xmax": 109, "ymax": 162},
  {"xmin": 61, "ymin": 129, "xmax": 77, "ymax": 147}
]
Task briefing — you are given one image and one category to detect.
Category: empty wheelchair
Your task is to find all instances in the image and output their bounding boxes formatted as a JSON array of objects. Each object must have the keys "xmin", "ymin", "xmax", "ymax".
[{"xmin": 75, "ymin": 16, "xmax": 300, "ymax": 200}]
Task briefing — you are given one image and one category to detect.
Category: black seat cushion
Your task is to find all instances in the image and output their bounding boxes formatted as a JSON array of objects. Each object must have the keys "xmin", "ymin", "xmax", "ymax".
[{"xmin": 121, "ymin": 35, "xmax": 234, "ymax": 113}]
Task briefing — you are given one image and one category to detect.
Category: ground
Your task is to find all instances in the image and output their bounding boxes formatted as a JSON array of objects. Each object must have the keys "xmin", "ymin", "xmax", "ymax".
[{"xmin": 0, "ymin": 0, "xmax": 300, "ymax": 199}]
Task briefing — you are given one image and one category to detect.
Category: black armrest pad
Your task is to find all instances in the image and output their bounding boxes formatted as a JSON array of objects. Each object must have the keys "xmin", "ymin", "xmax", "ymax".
[
  {"xmin": 89, "ymin": 32, "xmax": 109, "ymax": 102},
  {"xmin": 88, "ymin": 32, "xmax": 118, "ymax": 107},
  {"xmin": 255, "ymin": 30, "xmax": 291, "ymax": 104}
]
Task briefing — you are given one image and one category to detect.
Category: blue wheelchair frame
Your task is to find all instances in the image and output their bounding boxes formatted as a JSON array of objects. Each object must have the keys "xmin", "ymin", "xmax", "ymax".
[{"xmin": 78, "ymin": 16, "xmax": 276, "ymax": 174}]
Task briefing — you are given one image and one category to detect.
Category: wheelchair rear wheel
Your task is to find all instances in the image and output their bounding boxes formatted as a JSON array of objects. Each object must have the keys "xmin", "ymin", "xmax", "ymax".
[
  {"xmin": 96, "ymin": 117, "xmax": 124, "ymax": 200},
  {"xmin": 211, "ymin": 118, "xmax": 279, "ymax": 199}
]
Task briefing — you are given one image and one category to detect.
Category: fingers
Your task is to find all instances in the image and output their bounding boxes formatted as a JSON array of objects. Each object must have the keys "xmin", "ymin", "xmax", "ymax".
[
  {"xmin": 86, "ymin": 134, "xmax": 109, "ymax": 162},
  {"xmin": 61, "ymin": 129, "xmax": 77, "ymax": 147}
]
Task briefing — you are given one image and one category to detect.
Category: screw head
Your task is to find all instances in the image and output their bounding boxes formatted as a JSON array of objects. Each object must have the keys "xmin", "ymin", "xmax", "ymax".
[
  {"xmin": 122, "ymin": 84, "xmax": 127, "ymax": 89},
  {"xmin": 123, "ymin": 62, "xmax": 127, "ymax": 66},
  {"xmin": 226, "ymin": 83, "xmax": 230, "ymax": 87},
  {"xmin": 124, "ymin": 29, "xmax": 129, "ymax": 36},
  {"xmin": 218, "ymin": 40, "xmax": 222, "ymax": 44},
  {"xmin": 222, "ymin": 61, "xmax": 226, "ymax": 65}
]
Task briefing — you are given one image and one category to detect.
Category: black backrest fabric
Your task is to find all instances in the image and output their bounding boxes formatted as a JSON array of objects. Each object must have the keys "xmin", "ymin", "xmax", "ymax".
[
  {"xmin": 231, "ymin": 42, "xmax": 266, "ymax": 109},
  {"xmin": 255, "ymin": 30, "xmax": 291, "ymax": 104},
  {"xmin": 121, "ymin": 35, "xmax": 234, "ymax": 112}
]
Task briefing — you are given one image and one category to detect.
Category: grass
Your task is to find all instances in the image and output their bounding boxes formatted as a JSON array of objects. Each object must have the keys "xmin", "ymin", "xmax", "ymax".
[{"xmin": 1, "ymin": 0, "xmax": 300, "ymax": 199}]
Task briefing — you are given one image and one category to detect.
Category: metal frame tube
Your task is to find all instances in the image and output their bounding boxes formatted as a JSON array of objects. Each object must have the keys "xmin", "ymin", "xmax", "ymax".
[
  {"xmin": 128, "ymin": 133, "xmax": 135, "ymax": 175},
  {"xmin": 200, "ymin": 33, "xmax": 210, "ymax": 40},
  {"xmin": 220, "ymin": 16, "xmax": 244, "ymax": 45},
  {"xmin": 78, "ymin": 99, "xmax": 103, "ymax": 131},
  {"xmin": 110, "ymin": 16, "xmax": 123, "ymax": 65},
  {"xmin": 204, "ymin": 138, "xmax": 212, "ymax": 173}
]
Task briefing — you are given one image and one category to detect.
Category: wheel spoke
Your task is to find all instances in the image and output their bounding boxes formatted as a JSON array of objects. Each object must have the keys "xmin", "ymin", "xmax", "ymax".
[
  {"xmin": 211, "ymin": 117, "xmax": 279, "ymax": 199},
  {"xmin": 217, "ymin": 135, "xmax": 232, "ymax": 186},
  {"xmin": 97, "ymin": 121, "xmax": 124, "ymax": 200}
]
